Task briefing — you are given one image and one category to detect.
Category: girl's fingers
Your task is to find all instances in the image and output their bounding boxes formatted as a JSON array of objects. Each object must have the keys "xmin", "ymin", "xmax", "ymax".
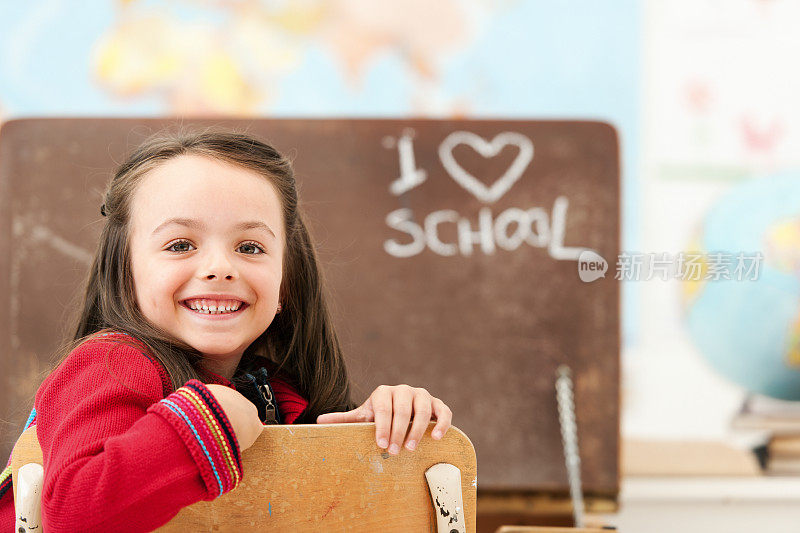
[
  {"xmin": 324, "ymin": 385, "xmax": 451, "ymax": 454},
  {"xmin": 371, "ymin": 386, "xmax": 393, "ymax": 449},
  {"xmin": 387, "ymin": 386, "xmax": 414, "ymax": 455},
  {"xmin": 317, "ymin": 401, "xmax": 374, "ymax": 424},
  {"xmin": 430, "ymin": 397, "xmax": 452, "ymax": 440},
  {"xmin": 316, "ymin": 411, "xmax": 355, "ymax": 424},
  {"xmin": 404, "ymin": 390, "xmax": 433, "ymax": 451}
]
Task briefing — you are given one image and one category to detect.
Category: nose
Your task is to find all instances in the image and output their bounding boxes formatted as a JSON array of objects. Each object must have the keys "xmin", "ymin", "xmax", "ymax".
[{"xmin": 199, "ymin": 246, "xmax": 238, "ymax": 281}]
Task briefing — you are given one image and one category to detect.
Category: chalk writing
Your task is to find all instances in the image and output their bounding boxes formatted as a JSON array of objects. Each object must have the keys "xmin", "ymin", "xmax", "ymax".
[
  {"xmin": 387, "ymin": 129, "xmax": 427, "ymax": 196},
  {"xmin": 383, "ymin": 129, "xmax": 590, "ymax": 260},
  {"xmin": 384, "ymin": 196, "xmax": 589, "ymax": 260},
  {"xmin": 439, "ymin": 131, "xmax": 533, "ymax": 203}
]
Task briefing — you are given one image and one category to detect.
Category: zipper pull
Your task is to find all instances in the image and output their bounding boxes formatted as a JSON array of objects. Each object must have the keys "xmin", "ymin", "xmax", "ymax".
[
  {"xmin": 262, "ymin": 395, "xmax": 278, "ymax": 424},
  {"xmin": 255, "ymin": 367, "xmax": 281, "ymax": 425}
]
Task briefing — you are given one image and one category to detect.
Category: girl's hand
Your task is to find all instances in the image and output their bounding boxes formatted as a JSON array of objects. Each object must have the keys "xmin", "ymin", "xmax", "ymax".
[
  {"xmin": 206, "ymin": 384, "xmax": 263, "ymax": 452},
  {"xmin": 316, "ymin": 385, "xmax": 452, "ymax": 455}
]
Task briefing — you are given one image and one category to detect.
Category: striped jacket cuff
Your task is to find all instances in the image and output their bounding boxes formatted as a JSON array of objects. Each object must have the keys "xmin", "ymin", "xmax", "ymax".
[{"xmin": 148, "ymin": 379, "xmax": 243, "ymax": 498}]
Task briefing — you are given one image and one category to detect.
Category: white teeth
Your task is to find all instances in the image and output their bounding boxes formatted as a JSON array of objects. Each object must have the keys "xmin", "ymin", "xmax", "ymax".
[{"xmin": 185, "ymin": 299, "xmax": 243, "ymax": 314}]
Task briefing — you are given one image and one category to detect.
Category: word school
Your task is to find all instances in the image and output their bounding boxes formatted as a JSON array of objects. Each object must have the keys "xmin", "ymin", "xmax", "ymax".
[{"xmin": 384, "ymin": 195, "xmax": 590, "ymax": 260}]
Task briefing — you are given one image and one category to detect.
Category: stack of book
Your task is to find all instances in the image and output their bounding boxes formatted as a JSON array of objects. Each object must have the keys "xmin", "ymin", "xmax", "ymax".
[
  {"xmin": 731, "ymin": 394, "xmax": 800, "ymax": 475},
  {"xmin": 766, "ymin": 435, "xmax": 800, "ymax": 475}
]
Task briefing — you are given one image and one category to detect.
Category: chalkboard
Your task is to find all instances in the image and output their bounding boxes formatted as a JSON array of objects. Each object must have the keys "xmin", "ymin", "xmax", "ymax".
[{"xmin": 0, "ymin": 118, "xmax": 619, "ymax": 496}]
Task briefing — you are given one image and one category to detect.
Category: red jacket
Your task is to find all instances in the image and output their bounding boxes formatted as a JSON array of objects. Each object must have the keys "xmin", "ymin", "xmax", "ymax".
[{"xmin": 0, "ymin": 330, "xmax": 308, "ymax": 531}]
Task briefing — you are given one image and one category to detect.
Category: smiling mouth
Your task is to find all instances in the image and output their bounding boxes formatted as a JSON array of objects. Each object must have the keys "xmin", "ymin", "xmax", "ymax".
[{"xmin": 180, "ymin": 301, "xmax": 250, "ymax": 316}]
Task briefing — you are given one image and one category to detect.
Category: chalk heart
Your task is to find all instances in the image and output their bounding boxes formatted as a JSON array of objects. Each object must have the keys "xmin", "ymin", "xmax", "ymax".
[{"xmin": 439, "ymin": 131, "xmax": 534, "ymax": 203}]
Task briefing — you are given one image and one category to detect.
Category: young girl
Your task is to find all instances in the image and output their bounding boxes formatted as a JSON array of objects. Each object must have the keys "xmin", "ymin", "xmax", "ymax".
[{"xmin": 0, "ymin": 129, "xmax": 452, "ymax": 531}]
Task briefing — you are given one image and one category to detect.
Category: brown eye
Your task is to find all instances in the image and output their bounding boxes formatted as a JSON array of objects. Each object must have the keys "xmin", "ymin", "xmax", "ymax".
[
  {"xmin": 166, "ymin": 240, "xmax": 195, "ymax": 253},
  {"xmin": 239, "ymin": 241, "xmax": 265, "ymax": 255}
]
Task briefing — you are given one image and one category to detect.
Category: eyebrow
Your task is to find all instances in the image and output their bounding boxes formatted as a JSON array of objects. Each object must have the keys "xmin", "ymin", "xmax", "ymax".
[{"xmin": 151, "ymin": 217, "xmax": 276, "ymax": 239}]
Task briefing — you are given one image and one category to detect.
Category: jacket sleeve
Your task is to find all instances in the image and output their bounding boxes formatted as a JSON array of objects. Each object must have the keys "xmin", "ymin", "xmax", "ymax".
[{"xmin": 36, "ymin": 339, "xmax": 242, "ymax": 532}]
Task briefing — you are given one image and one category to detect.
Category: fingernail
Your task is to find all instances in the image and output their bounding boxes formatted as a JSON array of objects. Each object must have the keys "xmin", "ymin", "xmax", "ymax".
[
  {"xmin": 378, "ymin": 438, "xmax": 388, "ymax": 448},
  {"xmin": 432, "ymin": 430, "xmax": 441, "ymax": 439},
  {"xmin": 389, "ymin": 443, "xmax": 400, "ymax": 455},
  {"xmin": 406, "ymin": 440, "xmax": 417, "ymax": 451}
]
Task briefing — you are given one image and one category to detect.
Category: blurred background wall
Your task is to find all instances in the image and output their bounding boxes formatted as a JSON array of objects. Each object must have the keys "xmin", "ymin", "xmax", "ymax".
[{"xmin": 1, "ymin": 0, "xmax": 796, "ymax": 445}]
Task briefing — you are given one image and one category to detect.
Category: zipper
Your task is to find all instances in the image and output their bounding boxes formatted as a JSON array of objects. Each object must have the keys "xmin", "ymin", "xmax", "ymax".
[{"xmin": 243, "ymin": 367, "xmax": 282, "ymax": 425}]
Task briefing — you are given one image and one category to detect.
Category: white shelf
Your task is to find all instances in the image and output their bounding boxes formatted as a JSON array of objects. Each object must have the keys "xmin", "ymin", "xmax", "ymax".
[
  {"xmin": 592, "ymin": 476, "xmax": 800, "ymax": 533},
  {"xmin": 622, "ymin": 475, "xmax": 800, "ymax": 502}
]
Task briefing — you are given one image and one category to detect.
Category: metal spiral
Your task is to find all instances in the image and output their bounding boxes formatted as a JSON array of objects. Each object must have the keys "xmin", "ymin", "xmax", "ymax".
[{"xmin": 555, "ymin": 364, "xmax": 584, "ymax": 528}]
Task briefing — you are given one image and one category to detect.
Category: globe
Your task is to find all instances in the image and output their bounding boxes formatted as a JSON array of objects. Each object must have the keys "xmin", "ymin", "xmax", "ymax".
[{"xmin": 684, "ymin": 173, "xmax": 800, "ymax": 401}]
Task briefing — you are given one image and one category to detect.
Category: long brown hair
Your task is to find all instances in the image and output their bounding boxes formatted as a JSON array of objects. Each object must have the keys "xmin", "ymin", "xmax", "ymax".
[{"xmin": 55, "ymin": 127, "xmax": 356, "ymax": 423}]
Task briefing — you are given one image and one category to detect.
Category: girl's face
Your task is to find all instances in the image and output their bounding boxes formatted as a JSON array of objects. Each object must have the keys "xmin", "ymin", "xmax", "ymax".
[{"xmin": 128, "ymin": 154, "xmax": 285, "ymax": 378}]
